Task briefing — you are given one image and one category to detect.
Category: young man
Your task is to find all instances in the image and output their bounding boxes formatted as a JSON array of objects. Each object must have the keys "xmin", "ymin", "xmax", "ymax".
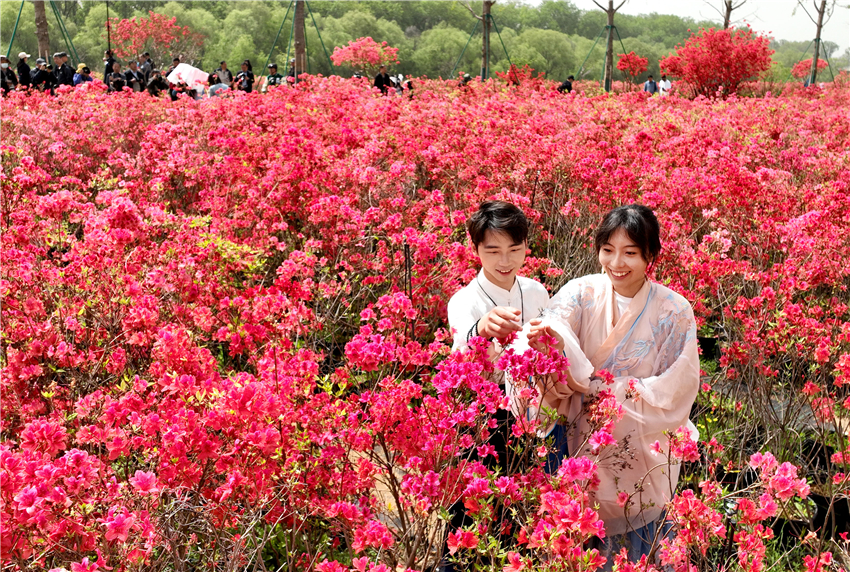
[
  {"xmin": 448, "ymin": 200, "xmax": 549, "ymax": 355},
  {"xmin": 265, "ymin": 63, "xmax": 285, "ymax": 89},
  {"xmin": 659, "ymin": 74, "xmax": 672, "ymax": 96},
  {"xmin": 643, "ymin": 74, "xmax": 658, "ymax": 95}
]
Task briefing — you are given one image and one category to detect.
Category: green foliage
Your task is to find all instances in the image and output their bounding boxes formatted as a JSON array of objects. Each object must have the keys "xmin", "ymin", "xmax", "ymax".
[{"xmin": 4, "ymin": 0, "xmax": 839, "ymax": 86}]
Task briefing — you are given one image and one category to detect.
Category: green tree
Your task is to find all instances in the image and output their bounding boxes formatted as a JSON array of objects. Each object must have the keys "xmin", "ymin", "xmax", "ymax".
[
  {"xmin": 412, "ymin": 24, "xmax": 476, "ymax": 79},
  {"xmin": 516, "ymin": 28, "xmax": 577, "ymax": 79}
]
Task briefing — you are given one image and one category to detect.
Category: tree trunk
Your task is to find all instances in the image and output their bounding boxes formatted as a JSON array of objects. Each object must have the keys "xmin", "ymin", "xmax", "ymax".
[
  {"xmin": 603, "ymin": 0, "xmax": 614, "ymax": 92},
  {"xmin": 723, "ymin": 0, "xmax": 733, "ymax": 28},
  {"xmin": 34, "ymin": 0, "xmax": 50, "ymax": 60},
  {"xmin": 294, "ymin": 0, "xmax": 307, "ymax": 79},
  {"xmin": 481, "ymin": 0, "xmax": 494, "ymax": 80},
  {"xmin": 809, "ymin": 0, "xmax": 827, "ymax": 84}
]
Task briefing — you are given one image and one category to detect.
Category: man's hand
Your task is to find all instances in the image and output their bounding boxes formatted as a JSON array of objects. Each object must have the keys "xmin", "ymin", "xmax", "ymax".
[
  {"xmin": 477, "ymin": 306, "xmax": 522, "ymax": 339},
  {"xmin": 527, "ymin": 319, "xmax": 565, "ymax": 352}
]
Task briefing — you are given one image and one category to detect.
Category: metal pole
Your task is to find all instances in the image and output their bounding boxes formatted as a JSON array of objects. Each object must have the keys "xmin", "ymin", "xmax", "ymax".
[
  {"xmin": 5, "ymin": 0, "xmax": 25, "ymax": 59},
  {"xmin": 449, "ymin": 19, "xmax": 480, "ymax": 79},
  {"xmin": 263, "ymin": 0, "xmax": 293, "ymax": 80},
  {"xmin": 305, "ymin": 1, "xmax": 333, "ymax": 73},
  {"xmin": 106, "ymin": 0, "xmax": 111, "ymax": 53},
  {"xmin": 575, "ymin": 26, "xmax": 606, "ymax": 79}
]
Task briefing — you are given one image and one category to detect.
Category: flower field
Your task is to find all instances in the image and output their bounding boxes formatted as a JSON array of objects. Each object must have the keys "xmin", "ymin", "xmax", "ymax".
[{"xmin": 2, "ymin": 77, "xmax": 850, "ymax": 572}]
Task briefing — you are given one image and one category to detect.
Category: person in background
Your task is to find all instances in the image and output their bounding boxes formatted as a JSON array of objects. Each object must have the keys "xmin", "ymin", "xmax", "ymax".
[
  {"xmin": 73, "ymin": 64, "xmax": 93, "ymax": 86},
  {"xmin": 1, "ymin": 56, "xmax": 18, "ymax": 94},
  {"xmin": 235, "ymin": 60, "xmax": 254, "ymax": 93},
  {"xmin": 215, "ymin": 61, "xmax": 233, "ymax": 87},
  {"xmin": 208, "ymin": 73, "xmax": 230, "ymax": 97},
  {"xmin": 139, "ymin": 52, "xmax": 152, "ymax": 84},
  {"xmin": 52, "ymin": 53, "xmax": 65, "ymax": 86},
  {"xmin": 103, "ymin": 50, "xmax": 116, "ymax": 76},
  {"xmin": 286, "ymin": 58, "xmax": 296, "ymax": 85},
  {"xmin": 31, "ymin": 58, "xmax": 54, "ymax": 93},
  {"xmin": 146, "ymin": 69, "xmax": 168, "ymax": 97},
  {"xmin": 459, "ymin": 73, "xmax": 472, "ymax": 88},
  {"xmin": 265, "ymin": 63, "xmax": 285, "ymax": 90},
  {"xmin": 16, "ymin": 52, "xmax": 31, "ymax": 90},
  {"xmin": 166, "ymin": 57, "xmax": 180, "ymax": 77},
  {"xmin": 125, "ymin": 60, "xmax": 144, "ymax": 92},
  {"xmin": 658, "ymin": 74, "xmax": 672, "ymax": 96},
  {"xmin": 558, "ymin": 74, "xmax": 574, "ymax": 94},
  {"xmin": 373, "ymin": 65, "xmax": 391, "ymax": 95},
  {"xmin": 400, "ymin": 74, "xmax": 413, "ymax": 99},
  {"xmin": 643, "ymin": 74, "xmax": 658, "ymax": 95},
  {"xmin": 60, "ymin": 52, "xmax": 74, "ymax": 84},
  {"xmin": 107, "ymin": 61, "xmax": 126, "ymax": 92}
]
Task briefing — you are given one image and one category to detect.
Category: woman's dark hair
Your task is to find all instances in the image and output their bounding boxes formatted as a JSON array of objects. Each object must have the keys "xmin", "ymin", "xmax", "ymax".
[
  {"xmin": 242, "ymin": 60, "xmax": 252, "ymax": 71},
  {"xmin": 594, "ymin": 204, "xmax": 661, "ymax": 263},
  {"xmin": 466, "ymin": 201, "xmax": 529, "ymax": 248}
]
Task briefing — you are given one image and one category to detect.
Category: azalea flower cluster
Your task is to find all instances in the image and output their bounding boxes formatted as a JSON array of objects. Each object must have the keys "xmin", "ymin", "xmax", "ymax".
[{"xmin": 1, "ymin": 75, "xmax": 849, "ymax": 571}]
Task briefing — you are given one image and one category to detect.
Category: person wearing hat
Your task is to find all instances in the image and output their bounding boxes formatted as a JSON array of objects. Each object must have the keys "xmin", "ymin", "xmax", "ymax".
[
  {"xmin": 16, "ymin": 52, "xmax": 31, "ymax": 89},
  {"xmin": 265, "ymin": 63, "xmax": 285, "ymax": 89},
  {"xmin": 1, "ymin": 55, "xmax": 18, "ymax": 95},
  {"xmin": 31, "ymin": 58, "xmax": 56, "ymax": 94},
  {"xmin": 215, "ymin": 61, "xmax": 233, "ymax": 87},
  {"xmin": 73, "ymin": 63, "xmax": 93, "ymax": 86},
  {"xmin": 54, "ymin": 52, "xmax": 73, "ymax": 86}
]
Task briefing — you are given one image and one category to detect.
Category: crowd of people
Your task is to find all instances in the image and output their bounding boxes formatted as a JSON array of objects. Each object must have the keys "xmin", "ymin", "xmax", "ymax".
[{"xmin": 1, "ymin": 49, "xmax": 420, "ymax": 99}]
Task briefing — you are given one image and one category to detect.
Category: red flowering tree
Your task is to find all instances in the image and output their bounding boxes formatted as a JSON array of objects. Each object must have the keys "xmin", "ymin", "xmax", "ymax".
[
  {"xmin": 659, "ymin": 26, "xmax": 773, "ymax": 98},
  {"xmin": 791, "ymin": 57, "xmax": 828, "ymax": 80},
  {"xmin": 330, "ymin": 37, "xmax": 399, "ymax": 77},
  {"xmin": 616, "ymin": 51, "xmax": 648, "ymax": 91},
  {"xmin": 106, "ymin": 11, "xmax": 204, "ymax": 66}
]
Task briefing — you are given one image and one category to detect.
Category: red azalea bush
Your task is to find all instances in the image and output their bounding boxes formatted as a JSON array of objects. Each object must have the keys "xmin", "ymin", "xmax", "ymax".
[
  {"xmin": 1, "ymin": 77, "xmax": 849, "ymax": 571},
  {"xmin": 660, "ymin": 26, "xmax": 774, "ymax": 98},
  {"xmin": 331, "ymin": 37, "xmax": 400, "ymax": 77},
  {"xmin": 106, "ymin": 12, "xmax": 204, "ymax": 66},
  {"xmin": 791, "ymin": 58, "xmax": 829, "ymax": 80}
]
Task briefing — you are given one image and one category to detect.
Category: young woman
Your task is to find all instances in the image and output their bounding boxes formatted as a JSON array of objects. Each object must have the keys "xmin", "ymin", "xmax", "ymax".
[{"xmin": 524, "ymin": 204, "xmax": 700, "ymax": 564}]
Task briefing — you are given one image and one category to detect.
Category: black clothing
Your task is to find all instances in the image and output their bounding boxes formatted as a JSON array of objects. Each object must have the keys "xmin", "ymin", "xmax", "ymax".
[
  {"xmin": 1, "ymin": 68, "xmax": 17, "ymax": 94},
  {"xmin": 146, "ymin": 76, "xmax": 168, "ymax": 97},
  {"xmin": 107, "ymin": 72, "xmax": 126, "ymax": 92},
  {"xmin": 31, "ymin": 68, "xmax": 56, "ymax": 94},
  {"xmin": 124, "ymin": 69, "xmax": 144, "ymax": 92},
  {"xmin": 557, "ymin": 78, "xmax": 572, "ymax": 93},
  {"xmin": 104, "ymin": 56, "xmax": 116, "ymax": 76},
  {"xmin": 56, "ymin": 63, "xmax": 74, "ymax": 86},
  {"xmin": 17, "ymin": 60, "xmax": 31, "ymax": 88},
  {"xmin": 373, "ymin": 72, "xmax": 391, "ymax": 95},
  {"xmin": 236, "ymin": 70, "xmax": 254, "ymax": 93}
]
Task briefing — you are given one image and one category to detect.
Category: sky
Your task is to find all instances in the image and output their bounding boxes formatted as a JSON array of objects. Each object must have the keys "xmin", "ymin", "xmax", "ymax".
[{"xmin": 561, "ymin": 0, "xmax": 850, "ymax": 55}]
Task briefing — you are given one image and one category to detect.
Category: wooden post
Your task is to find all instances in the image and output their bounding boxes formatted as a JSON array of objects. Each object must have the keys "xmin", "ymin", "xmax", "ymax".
[
  {"xmin": 34, "ymin": 0, "xmax": 51, "ymax": 59},
  {"xmin": 294, "ymin": 0, "xmax": 306, "ymax": 79}
]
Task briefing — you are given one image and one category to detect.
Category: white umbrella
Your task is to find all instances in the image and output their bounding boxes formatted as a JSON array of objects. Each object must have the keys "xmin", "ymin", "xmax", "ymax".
[{"xmin": 166, "ymin": 63, "xmax": 209, "ymax": 91}]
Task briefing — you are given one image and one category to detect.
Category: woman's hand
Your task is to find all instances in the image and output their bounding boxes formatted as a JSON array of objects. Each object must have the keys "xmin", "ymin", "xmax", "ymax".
[{"xmin": 527, "ymin": 319, "xmax": 565, "ymax": 352}]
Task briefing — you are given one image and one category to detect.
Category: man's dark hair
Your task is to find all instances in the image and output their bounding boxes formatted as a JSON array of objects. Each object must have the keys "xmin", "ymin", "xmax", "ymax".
[
  {"xmin": 648, "ymin": 74, "xmax": 654, "ymax": 79},
  {"xmin": 173, "ymin": 58, "xmax": 180, "ymax": 63},
  {"xmin": 594, "ymin": 204, "xmax": 661, "ymax": 263},
  {"xmin": 466, "ymin": 201, "xmax": 529, "ymax": 249},
  {"xmin": 567, "ymin": 75, "xmax": 574, "ymax": 80}
]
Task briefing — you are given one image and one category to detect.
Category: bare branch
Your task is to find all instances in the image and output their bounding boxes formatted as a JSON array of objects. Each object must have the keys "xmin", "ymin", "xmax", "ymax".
[
  {"xmin": 615, "ymin": 0, "xmax": 628, "ymax": 12},
  {"xmin": 703, "ymin": 0, "xmax": 727, "ymax": 20},
  {"xmin": 591, "ymin": 0, "xmax": 607, "ymax": 11},
  {"xmin": 461, "ymin": 0, "xmax": 483, "ymax": 20},
  {"xmin": 794, "ymin": 0, "xmax": 818, "ymax": 24}
]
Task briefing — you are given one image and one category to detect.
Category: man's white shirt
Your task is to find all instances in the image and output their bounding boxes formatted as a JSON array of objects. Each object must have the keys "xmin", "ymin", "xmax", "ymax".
[{"xmin": 447, "ymin": 269, "xmax": 550, "ymax": 352}]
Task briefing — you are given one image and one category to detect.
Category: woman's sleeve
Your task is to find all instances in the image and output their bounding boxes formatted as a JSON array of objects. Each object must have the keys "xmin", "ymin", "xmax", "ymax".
[
  {"xmin": 540, "ymin": 280, "xmax": 595, "ymax": 395},
  {"xmin": 591, "ymin": 305, "xmax": 699, "ymax": 430}
]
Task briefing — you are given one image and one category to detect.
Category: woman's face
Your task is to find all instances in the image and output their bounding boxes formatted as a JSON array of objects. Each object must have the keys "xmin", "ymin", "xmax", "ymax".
[
  {"xmin": 598, "ymin": 228, "xmax": 649, "ymax": 298},
  {"xmin": 241, "ymin": 63, "xmax": 248, "ymax": 71}
]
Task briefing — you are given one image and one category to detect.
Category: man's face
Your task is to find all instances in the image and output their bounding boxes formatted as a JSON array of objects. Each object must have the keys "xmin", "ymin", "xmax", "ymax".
[
  {"xmin": 129, "ymin": 62, "xmax": 137, "ymax": 69},
  {"xmin": 53, "ymin": 57, "xmax": 61, "ymax": 66},
  {"xmin": 221, "ymin": 62, "xmax": 227, "ymax": 70},
  {"xmin": 380, "ymin": 67, "xmax": 386, "ymax": 74},
  {"xmin": 475, "ymin": 230, "xmax": 526, "ymax": 291}
]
